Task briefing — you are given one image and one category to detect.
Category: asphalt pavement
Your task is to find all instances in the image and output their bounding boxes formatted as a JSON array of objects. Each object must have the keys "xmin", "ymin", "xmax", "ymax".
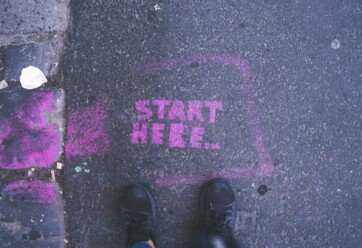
[{"xmin": 62, "ymin": 1, "xmax": 362, "ymax": 247}]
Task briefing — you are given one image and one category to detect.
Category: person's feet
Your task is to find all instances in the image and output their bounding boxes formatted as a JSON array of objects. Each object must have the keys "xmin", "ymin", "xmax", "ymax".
[
  {"xmin": 121, "ymin": 184, "xmax": 156, "ymax": 247},
  {"xmin": 199, "ymin": 179, "xmax": 237, "ymax": 239},
  {"xmin": 121, "ymin": 179, "xmax": 236, "ymax": 247}
]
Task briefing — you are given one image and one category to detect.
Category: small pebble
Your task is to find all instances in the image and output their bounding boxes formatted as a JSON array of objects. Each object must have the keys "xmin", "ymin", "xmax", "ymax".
[
  {"xmin": 57, "ymin": 162, "xmax": 63, "ymax": 170},
  {"xmin": 51, "ymin": 170, "xmax": 56, "ymax": 181},
  {"xmin": 0, "ymin": 79, "xmax": 8, "ymax": 89},
  {"xmin": 331, "ymin": 39, "xmax": 340, "ymax": 49},
  {"xmin": 257, "ymin": 185, "xmax": 269, "ymax": 196}
]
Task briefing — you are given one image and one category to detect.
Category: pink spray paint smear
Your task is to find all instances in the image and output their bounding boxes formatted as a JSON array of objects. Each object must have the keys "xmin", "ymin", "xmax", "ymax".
[
  {"xmin": 0, "ymin": 92, "xmax": 63, "ymax": 169},
  {"xmin": 65, "ymin": 98, "xmax": 110, "ymax": 159},
  {"xmin": 4, "ymin": 180, "xmax": 58, "ymax": 204}
]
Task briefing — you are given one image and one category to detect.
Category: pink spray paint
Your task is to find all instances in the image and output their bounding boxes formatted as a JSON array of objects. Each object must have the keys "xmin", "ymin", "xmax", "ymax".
[
  {"xmin": 0, "ymin": 92, "xmax": 62, "ymax": 169},
  {"xmin": 205, "ymin": 101, "xmax": 223, "ymax": 123},
  {"xmin": 190, "ymin": 127, "xmax": 204, "ymax": 148},
  {"xmin": 131, "ymin": 123, "xmax": 148, "ymax": 144},
  {"xmin": 153, "ymin": 100, "xmax": 171, "ymax": 120},
  {"xmin": 4, "ymin": 180, "xmax": 58, "ymax": 204},
  {"xmin": 168, "ymin": 100, "xmax": 186, "ymax": 121},
  {"xmin": 131, "ymin": 100, "xmax": 223, "ymax": 149},
  {"xmin": 140, "ymin": 55, "xmax": 274, "ymax": 186},
  {"xmin": 136, "ymin": 100, "xmax": 152, "ymax": 120},
  {"xmin": 65, "ymin": 98, "xmax": 110, "ymax": 159},
  {"xmin": 187, "ymin": 101, "xmax": 205, "ymax": 122},
  {"xmin": 152, "ymin": 123, "xmax": 165, "ymax": 145},
  {"xmin": 169, "ymin": 123, "xmax": 186, "ymax": 148}
]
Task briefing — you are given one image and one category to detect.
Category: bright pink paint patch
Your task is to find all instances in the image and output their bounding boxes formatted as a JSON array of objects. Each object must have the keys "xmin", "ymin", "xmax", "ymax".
[
  {"xmin": 65, "ymin": 98, "xmax": 110, "ymax": 159},
  {"xmin": 4, "ymin": 180, "xmax": 58, "ymax": 204},
  {"xmin": 153, "ymin": 100, "xmax": 170, "ymax": 120},
  {"xmin": 204, "ymin": 143, "xmax": 221, "ymax": 150},
  {"xmin": 152, "ymin": 123, "xmax": 165, "ymax": 145},
  {"xmin": 204, "ymin": 101, "xmax": 223, "ymax": 124},
  {"xmin": 169, "ymin": 123, "xmax": 186, "ymax": 148},
  {"xmin": 0, "ymin": 92, "xmax": 62, "ymax": 169},
  {"xmin": 190, "ymin": 127, "xmax": 204, "ymax": 148},
  {"xmin": 131, "ymin": 123, "xmax": 148, "ymax": 144},
  {"xmin": 168, "ymin": 100, "xmax": 186, "ymax": 121},
  {"xmin": 136, "ymin": 100, "xmax": 152, "ymax": 120},
  {"xmin": 187, "ymin": 101, "xmax": 204, "ymax": 122}
]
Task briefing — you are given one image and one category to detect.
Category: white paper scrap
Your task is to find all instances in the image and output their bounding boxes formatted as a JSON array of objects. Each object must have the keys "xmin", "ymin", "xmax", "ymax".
[{"xmin": 20, "ymin": 66, "xmax": 47, "ymax": 89}]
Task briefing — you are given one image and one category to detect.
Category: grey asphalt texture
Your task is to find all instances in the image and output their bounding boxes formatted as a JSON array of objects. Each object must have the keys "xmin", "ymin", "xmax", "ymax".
[{"xmin": 62, "ymin": 1, "xmax": 362, "ymax": 247}]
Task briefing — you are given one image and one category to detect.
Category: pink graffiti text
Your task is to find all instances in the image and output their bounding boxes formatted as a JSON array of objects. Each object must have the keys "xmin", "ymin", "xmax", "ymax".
[
  {"xmin": 136, "ymin": 100, "xmax": 222, "ymax": 123},
  {"xmin": 132, "ymin": 100, "xmax": 222, "ymax": 149},
  {"xmin": 138, "ymin": 55, "xmax": 274, "ymax": 186}
]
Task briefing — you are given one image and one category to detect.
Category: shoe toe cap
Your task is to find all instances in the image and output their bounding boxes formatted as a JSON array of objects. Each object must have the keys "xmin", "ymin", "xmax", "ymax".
[
  {"xmin": 204, "ymin": 179, "xmax": 236, "ymax": 209},
  {"xmin": 121, "ymin": 185, "xmax": 154, "ymax": 214}
]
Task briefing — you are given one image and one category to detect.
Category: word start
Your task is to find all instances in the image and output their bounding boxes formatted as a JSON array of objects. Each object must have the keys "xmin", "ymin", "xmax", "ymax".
[{"xmin": 131, "ymin": 100, "xmax": 222, "ymax": 149}]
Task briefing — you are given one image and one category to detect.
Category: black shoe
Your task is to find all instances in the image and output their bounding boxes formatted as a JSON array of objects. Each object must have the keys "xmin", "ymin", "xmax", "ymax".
[
  {"xmin": 121, "ymin": 184, "xmax": 156, "ymax": 247},
  {"xmin": 199, "ymin": 179, "xmax": 237, "ymax": 239}
]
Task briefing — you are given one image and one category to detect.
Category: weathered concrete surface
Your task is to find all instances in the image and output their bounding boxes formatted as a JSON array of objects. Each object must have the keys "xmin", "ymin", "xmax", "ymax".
[
  {"xmin": 0, "ymin": 2, "xmax": 70, "ymax": 248},
  {"xmin": 62, "ymin": 0, "xmax": 362, "ymax": 247},
  {"xmin": 0, "ymin": 46, "xmax": 5, "ymax": 83},
  {"xmin": 0, "ymin": 180, "xmax": 66, "ymax": 248},
  {"xmin": 0, "ymin": 0, "xmax": 71, "ymax": 46},
  {"xmin": 0, "ymin": 90, "xmax": 65, "ymax": 169},
  {"xmin": 0, "ymin": 90, "xmax": 66, "ymax": 248},
  {"xmin": 0, "ymin": 0, "xmax": 71, "ymax": 82},
  {"xmin": 4, "ymin": 42, "xmax": 64, "ymax": 82}
]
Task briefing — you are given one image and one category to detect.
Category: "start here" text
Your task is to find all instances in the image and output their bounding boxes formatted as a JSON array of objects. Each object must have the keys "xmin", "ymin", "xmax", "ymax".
[{"xmin": 131, "ymin": 100, "xmax": 222, "ymax": 149}]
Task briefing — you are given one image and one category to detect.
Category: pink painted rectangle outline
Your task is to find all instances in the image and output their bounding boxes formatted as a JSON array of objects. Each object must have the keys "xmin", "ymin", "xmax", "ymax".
[{"xmin": 140, "ymin": 55, "xmax": 274, "ymax": 187}]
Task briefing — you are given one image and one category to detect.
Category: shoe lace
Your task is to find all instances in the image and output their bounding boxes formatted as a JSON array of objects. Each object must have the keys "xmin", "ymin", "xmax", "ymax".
[{"xmin": 205, "ymin": 205, "xmax": 234, "ymax": 238}]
